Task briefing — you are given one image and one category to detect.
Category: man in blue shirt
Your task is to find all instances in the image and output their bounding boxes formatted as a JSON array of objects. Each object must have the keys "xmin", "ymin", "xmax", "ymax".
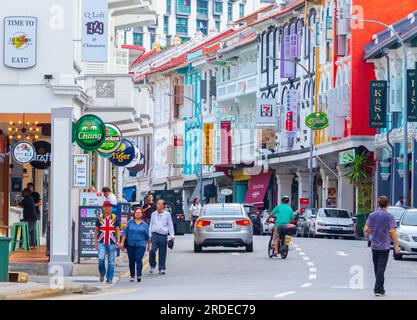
[{"xmin": 364, "ymin": 196, "xmax": 400, "ymax": 296}]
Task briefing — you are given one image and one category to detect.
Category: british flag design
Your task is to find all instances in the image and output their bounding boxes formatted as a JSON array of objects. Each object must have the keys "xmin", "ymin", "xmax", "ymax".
[{"xmin": 98, "ymin": 214, "xmax": 117, "ymax": 245}]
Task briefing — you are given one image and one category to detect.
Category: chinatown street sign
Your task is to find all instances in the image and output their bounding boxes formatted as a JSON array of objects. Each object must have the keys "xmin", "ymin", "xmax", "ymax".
[
  {"xmin": 74, "ymin": 114, "xmax": 106, "ymax": 151},
  {"xmin": 369, "ymin": 80, "xmax": 387, "ymax": 128},
  {"xmin": 30, "ymin": 141, "xmax": 51, "ymax": 169},
  {"xmin": 12, "ymin": 141, "xmax": 35, "ymax": 164},
  {"xmin": 97, "ymin": 123, "xmax": 122, "ymax": 156},
  {"xmin": 305, "ymin": 112, "xmax": 329, "ymax": 130},
  {"xmin": 109, "ymin": 139, "xmax": 135, "ymax": 167}
]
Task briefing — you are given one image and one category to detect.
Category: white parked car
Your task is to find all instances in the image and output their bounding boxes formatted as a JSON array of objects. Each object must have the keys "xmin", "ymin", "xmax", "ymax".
[
  {"xmin": 394, "ymin": 209, "xmax": 417, "ymax": 260},
  {"xmin": 309, "ymin": 208, "xmax": 357, "ymax": 239},
  {"xmin": 260, "ymin": 210, "xmax": 273, "ymax": 235}
]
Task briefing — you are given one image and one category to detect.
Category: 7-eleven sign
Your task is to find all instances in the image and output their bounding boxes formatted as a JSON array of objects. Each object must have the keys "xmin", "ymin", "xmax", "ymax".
[{"xmin": 256, "ymin": 98, "xmax": 277, "ymax": 126}]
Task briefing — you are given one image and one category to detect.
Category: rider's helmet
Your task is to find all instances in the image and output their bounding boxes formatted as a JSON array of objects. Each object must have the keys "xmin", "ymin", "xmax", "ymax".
[{"xmin": 281, "ymin": 196, "xmax": 290, "ymax": 203}]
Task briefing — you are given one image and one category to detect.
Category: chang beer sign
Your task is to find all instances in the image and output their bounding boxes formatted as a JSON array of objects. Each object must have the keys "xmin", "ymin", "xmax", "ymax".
[
  {"xmin": 97, "ymin": 123, "xmax": 122, "ymax": 157},
  {"xmin": 305, "ymin": 112, "xmax": 329, "ymax": 130},
  {"xmin": 369, "ymin": 80, "xmax": 387, "ymax": 128},
  {"xmin": 74, "ymin": 114, "xmax": 106, "ymax": 151}
]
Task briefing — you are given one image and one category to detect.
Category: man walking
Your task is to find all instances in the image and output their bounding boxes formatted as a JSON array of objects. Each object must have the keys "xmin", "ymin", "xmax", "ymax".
[
  {"xmin": 94, "ymin": 201, "xmax": 120, "ymax": 284},
  {"xmin": 364, "ymin": 196, "xmax": 401, "ymax": 297},
  {"xmin": 20, "ymin": 188, "xmax": 38, "ymax": 248},
  {"xmin": 148, "ymin": 199, "xmax": 175, "ymax": 275}
]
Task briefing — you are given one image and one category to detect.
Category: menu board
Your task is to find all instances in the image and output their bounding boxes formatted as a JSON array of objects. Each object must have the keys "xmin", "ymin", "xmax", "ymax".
[{"xmin": 78, "ymin": 206, "xmax": 103, "ymax": 261}]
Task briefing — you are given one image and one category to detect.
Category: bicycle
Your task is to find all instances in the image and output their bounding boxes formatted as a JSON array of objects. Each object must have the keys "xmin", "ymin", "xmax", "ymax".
[{"xmin": 267, "ymin": 223, "xmax": 297, "ymax": 259}]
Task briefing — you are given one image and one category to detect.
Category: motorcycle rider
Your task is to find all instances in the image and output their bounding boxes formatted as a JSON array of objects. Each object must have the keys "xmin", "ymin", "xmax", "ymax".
[{"xmin": 266, "ymin": 196, "xmax": 295, "ymax": 256}]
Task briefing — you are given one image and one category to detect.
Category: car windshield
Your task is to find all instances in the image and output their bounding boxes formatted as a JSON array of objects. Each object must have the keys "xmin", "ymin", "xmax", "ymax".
[
  {"xmin": 306, "ymin": 209, "xmax": 318, "ymax": 218},
  {"xmin": 387, "ymin": 207, "xmax": 406, "ymax": 220},
  {"xmin": 204, "ymin": 206, "xmax": 243, "ymax": 216},
  {"xmin": 402, "ymin": 210, "xmax": 417, "ymax": 226},
  {"xmin": 244, "ymin": 206, "xmax": 257, "ymax": 214},
  {"xmin": 320, "ymin": 209, "xmax": 350, "ymax": 219}
]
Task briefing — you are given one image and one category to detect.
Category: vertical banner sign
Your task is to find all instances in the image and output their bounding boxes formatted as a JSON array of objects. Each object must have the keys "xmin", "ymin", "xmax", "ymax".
[
  {"xmin": 73, "ymin": 154, "xmax": 90, "ymax": 188},
  {"xmin": 173, "ymin": 136, "xmax": 184, "ymax": 168},
  {"xmin": 4, "ymin": 16, "xmax": 37, "ymax": 68},
  {"xmin": 203, "ymin": 123, "xmax": 214, "ymax": 165},
  {"xmin": 220, "ymin": 121, "xmax": 231, "ymax": 165},
  {"xmin": 407, "ymin": 69, "xmax": 417, "ymax": 122},
  {"xmin": 369, "ymin": 80, "xmax": 387, "ymax": 128},
  {"xmin": 82, "ymin": 0, "xmax": 108, "ymax": 62}
]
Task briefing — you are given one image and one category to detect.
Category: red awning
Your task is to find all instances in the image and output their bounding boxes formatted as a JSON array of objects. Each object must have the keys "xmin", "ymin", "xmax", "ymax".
[{"xmin": 244, "ymin": 172, "xmax": 272, "ymax": 207}]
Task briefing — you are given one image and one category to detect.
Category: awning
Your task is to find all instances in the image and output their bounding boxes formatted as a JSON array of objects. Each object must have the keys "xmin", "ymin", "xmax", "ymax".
[
  {"xmin": 244, "ymin": 172, "xmax": 272, "ymax": 207},
  {"xmin": 151, "ymin": 183, "xmax": 167, "ymax": 191},
  {"xmin": 190, "ymin": 179, "xmax": 214, "ymax": 202},
  {"xmin": 169, "ymin": 178, "xmax": 184, "ymax": 190},
  {"xmin": 183, "ymin": 180, "xmax": 197, "ymax": 189}
]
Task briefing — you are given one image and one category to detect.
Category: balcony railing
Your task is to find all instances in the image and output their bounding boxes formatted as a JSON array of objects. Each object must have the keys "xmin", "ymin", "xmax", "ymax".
[
  {"xmin": 176, "ymin": 25, "xmax": 188, "ymax": 35},
  {"xmin": 197, "ymin": 7, "xmax": 208, "ymax": 17},
  {"xmin": 177, "ymin": 4, "xmax": 191, "ymax": 14}
]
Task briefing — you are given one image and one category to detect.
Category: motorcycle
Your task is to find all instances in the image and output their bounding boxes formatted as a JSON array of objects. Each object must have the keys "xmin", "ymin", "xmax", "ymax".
[{"xmin": 267, "ymin": 222, "xmax": 297, "ymax": 259}]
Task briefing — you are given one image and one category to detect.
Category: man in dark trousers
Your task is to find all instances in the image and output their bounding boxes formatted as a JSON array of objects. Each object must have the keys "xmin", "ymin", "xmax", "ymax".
[
  {"xmin": 364, "ymin": 196, "xmax": 400, "ymax": 297},
  {"xmin": 20, "ymin": 188, "xmax": 38, "ymax": 248},
  {"xmin": 142, "ymin": 193, "xmax": 156, "ymax": 225},
  {"xmin": 27, "ymin": 182, "xmax": 42, "ymax": 220},
  {"xmin": 148, "ymin": 199, "xmax": 175, "ymax": 275}
]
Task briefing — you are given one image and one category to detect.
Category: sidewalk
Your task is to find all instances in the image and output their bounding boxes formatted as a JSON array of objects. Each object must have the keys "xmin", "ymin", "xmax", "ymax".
[{"xmin": 1, "ymin": 251, "xmax": 131, "ymax": 300}]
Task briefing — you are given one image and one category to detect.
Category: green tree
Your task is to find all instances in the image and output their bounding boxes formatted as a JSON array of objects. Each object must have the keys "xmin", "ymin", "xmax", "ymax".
[{"xmin": 343, "ymin": 151, "xmax": 374, "ymax": 214}]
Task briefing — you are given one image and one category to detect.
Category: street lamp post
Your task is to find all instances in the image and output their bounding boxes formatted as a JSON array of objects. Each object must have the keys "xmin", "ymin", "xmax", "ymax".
[
  {"xmin": 167, "ymin": 93, "xmax": 204, "ymax": 204},
  {"xmin": 267, "ymin": 56, "xmax": 315, "ymax": 208},
  {"xmin": 347, "ymin": 16, "xmax": 409, "ymax": 206}
]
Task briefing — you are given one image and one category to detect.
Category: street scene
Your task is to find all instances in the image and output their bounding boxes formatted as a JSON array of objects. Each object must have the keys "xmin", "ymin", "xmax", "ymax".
[{"xmin": 0, "ymin": 0, "xmax": 417, "ymax": 303}]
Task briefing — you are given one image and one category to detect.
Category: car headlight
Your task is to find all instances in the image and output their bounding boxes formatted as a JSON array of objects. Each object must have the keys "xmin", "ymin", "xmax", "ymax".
[
  {"xmin": 398, "ymin": 233, "xmax": 410, "ymax": 242},
  {"xmin": 317, "ymin": 222, "xmax": 325, "ymax": 226},
  {"xmin": 346, "ymin": 224, "xmax": 355, "ymax": 228}
]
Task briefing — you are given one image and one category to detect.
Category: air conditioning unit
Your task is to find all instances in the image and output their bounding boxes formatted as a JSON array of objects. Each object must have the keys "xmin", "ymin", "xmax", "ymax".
[{"xmin": 337, "ymin": 18, "xmax": 350, "ymax": 35}]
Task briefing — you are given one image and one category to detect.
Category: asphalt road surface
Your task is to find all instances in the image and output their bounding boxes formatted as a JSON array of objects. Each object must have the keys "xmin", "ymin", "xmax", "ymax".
[{"xmin": 50, "ymin": 234, "xmax": 417, "ymax": 300}]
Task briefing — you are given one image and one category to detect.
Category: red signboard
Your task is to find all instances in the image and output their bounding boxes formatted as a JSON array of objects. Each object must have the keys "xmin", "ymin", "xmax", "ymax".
[{"xmin": 220, "ymin": 121, "xmax": 231, "ymax": 165}]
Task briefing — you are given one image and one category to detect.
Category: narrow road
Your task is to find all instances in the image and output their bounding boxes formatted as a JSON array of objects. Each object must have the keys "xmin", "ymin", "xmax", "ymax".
[{"xmin": 50, "ymin": 235, "xmax": 417, "ymax": 300}]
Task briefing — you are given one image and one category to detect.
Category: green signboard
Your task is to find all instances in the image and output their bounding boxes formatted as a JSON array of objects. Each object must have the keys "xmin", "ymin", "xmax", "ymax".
[
  {"xmin": 339, "ymin": 149, "xmax": 355, "ymax": 166},
  {"xmin": 97, "ymin": 123, "xmax": 122, "ymax": 156},
  {"xmin": 305, "ymin": 112, "xmax": 329, "ymax": 130},
  {"xmin": 74, "ymin": 114, "xmax": 106, "ymax": 151},
  {"xmin": 407, "ymin": 69, "xmax": 417, "ymax": 122},
  {"xmin": 369, "ymin": 80, "xmax": 387, "ymax": 128}
]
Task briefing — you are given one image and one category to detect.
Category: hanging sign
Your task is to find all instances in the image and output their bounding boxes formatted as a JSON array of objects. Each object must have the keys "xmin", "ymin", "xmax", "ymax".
[
  {"xmin": 125, "ymin": 145, "xmax": 140, "ymax": 168},
  {"xmin": 82, "ymin": 0, "xmax": 108, "ymax": 62},
  {"xmin": 255, "ymin": 98, "xmax": 277, "ymax": 126},
  {"xmin": 109, "ymin": 139, "xmax": 135, "ymax": 167},
  {"xmin": 97, "ymin": 123, "xmax": 122, "ymax": 155},
  {"xmin": 73, "ymin": 154, "xmax": 90, "ymax": 188},
  {"xmin": 12, "ymin": 141, "xmax": 35, "ymax": 164},
  {"xmin": 203, "ymin": 123, "xmax": 214, "ymax": 165},
  {"xmin": 4, "ymin": 16, "xmax": 37, "ymax": 69},
  {"xmin": 127, "ymin": 153, "xmax": 146, "ymax": 175},
  {"xmin": 407, "ymin": 70, "xmax": 417, "ymax": 122},
  {"xmin": 30, "ymin": 141, "xmax": 51, "ymax": 169},
  {"xmin": 74, "ymin": 114, "xmax": 106, "ymax": 151},
  {"xmin": 369, "ymin": 80, "xmax": 387, "ymax": 128},
  {"xmin": 305, "ymin": 112, "xmax": 329, "ymax": 130},
  {"xmin": 173, "ymin": 135, "xmax": 184, "ymax": 168}
]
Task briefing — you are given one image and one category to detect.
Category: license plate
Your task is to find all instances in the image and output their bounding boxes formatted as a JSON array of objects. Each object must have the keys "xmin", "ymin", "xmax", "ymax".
[
  {"xmin": 214, "ymin": 223, "xmax": 233, "ymax": 229},
  {"xmin": 285, "ymin": 236, "xmax": 292, "ymax": 244},
  {"xmin": 330, "ymin": 227, "xmax": 342, "ymax": 231}
]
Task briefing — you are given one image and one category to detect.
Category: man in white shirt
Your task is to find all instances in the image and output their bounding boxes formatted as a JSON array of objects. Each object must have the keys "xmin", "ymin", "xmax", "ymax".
[
  {"xmin": 102, "ymin": 187, "xmax": 118, "ymax": 206},
  {"xmin": 148, "ymin": 199, "xmax": 175, "ymax": 274}
]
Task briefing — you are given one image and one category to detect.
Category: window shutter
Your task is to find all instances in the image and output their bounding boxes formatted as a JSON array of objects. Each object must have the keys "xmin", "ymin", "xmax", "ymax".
[
  {"xmin": 183, "ymin": 85, "xmax": 193, "ymax": 119},
  {"xmin": 336, "ymin": 35, "xmax": 347, "ymax": 57},
  {"xmin": 209, "ymin": 76, "xmax": 216, "ymax": 97},
  {"xmin": 283, "ymin": 35, "xmax": 295, "ymax": 79},
  {"xmin": 200, "ymin": 79, "xmax": 207, "ymax": 100}
]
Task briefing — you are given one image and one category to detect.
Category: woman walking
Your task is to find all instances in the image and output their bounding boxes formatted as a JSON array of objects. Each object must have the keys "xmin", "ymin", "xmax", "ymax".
[
  {"xmin": 119, "ymin": 208, "xmax": 150, "ymax": 282},
  {"xmin": 189, "ymin": 198, "xmax": 202, "ymax": 232}
]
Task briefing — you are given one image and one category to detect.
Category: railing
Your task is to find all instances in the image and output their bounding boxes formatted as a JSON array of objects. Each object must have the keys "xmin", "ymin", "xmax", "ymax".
[
  {"xmin": 197, "ymin": 7, "xmax": 208, "ymax": 17},
  {"xmin": 176, "ymin": 24, "xmax": 188, "ymax": 34},
  {"xmin": 177, "ymin": 4, "xmax": 191, "ymax": 14}
]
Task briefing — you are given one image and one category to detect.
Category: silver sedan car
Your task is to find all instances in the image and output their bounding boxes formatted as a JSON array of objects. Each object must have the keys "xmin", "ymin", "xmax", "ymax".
[{"xmin": 194, "ymin": 203, "xmax": 254, "ymax": 253}]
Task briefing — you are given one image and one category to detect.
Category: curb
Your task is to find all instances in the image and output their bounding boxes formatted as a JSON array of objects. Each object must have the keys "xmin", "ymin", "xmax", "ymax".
[{"xmin": 0, "ymin": 284, "xmax": 100, "ymax": 300}]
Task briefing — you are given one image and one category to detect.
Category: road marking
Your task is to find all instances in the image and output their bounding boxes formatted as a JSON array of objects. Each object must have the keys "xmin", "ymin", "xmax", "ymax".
[
  {"xmin": 122, "ymin": 254, "xmax": 151, "ymax": 278},
  {"xmin": 295, "ymin": 247, "xmax": 302, "ymax": 251},
  {"xmin": 292, "ymin": 244, "xmax": 299, "ymax": 248},
  {"xmin": 231, "ymin": 252, "xmax": 241, "ymax": 256},
  {"xmin": 299, "ymin": 252, "xmax": 306, "ymax": 256},
  {"xmin": 309, "ymin": 274, "xmax": 317, "ymax": 280},
  {"xmin": 301, "ymin": 283, "xmax": 313, "ymax": 288},
  {"xmin": 309, "ymin": 267, "xmax": 317, "ymax": 273},
  {"xmin": 274, "ymin": 291, "xmax": 296, "ymax": 298},
  {"xmin": 306, "ymin": 262, "xmax": 315, "ymax": 267},
  {"xmin": 302, "ymin": 257, "xmax": 310, "ymax": 261},
  {"xmin": 336, "ymin": 251, "xmax": 349, "ymax": 256}
]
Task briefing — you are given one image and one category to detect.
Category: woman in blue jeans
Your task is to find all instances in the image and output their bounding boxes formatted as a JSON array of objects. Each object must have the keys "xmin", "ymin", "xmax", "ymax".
[{"xmin": 120, "ymin": 208, "xmax": 150, "ymax": 282}]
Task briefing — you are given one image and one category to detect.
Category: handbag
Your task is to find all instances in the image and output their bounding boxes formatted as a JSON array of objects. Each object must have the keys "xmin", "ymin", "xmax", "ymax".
[{"xmin": 168, "ymin": 239, "xmax": 174, "ymax": 250}]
